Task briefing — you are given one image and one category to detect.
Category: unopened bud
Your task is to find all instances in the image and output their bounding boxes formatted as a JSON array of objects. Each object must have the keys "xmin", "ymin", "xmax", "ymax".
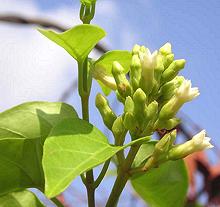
[
  {"xmin": 168, "ymin": 130, "xmax": 213, "ymax": 160},
  {"xmin": 143, "ymin": 130, "xmax": 176, "ymax": 170},
  {"xmin": 132, "ymin": 89, "xmax": 147, "ymax": 127},
  {"xmin": 140, "ymin": 45, "xmax": 147, "ymax": 53},
  {"xmin": 132, "ymin": 44, "xmax": 141, "ymax": 55},
  {"xmin": 156, "ymin": 118, "xmax": 180, "ymax": 130},
  {"xmin": 112, "ymin": 61, "xmax": 132, "ymax": 98},
  {"xmin": 112, "ymin": 116, "xmax": 126, "ymax": 138},
  {"xmin": 159, "ymin": 76, "xmax": 184, "ymax": 101},
  {"xmin": 146, "ymin": 101, "xmax": 158, "ymax": 121},
  {"xmin": 154, "ymin": 54, "xmax": 164, "ymax": 82},
  {"xmin": 159, "ymin": 80, "xmax": 199, "ymax": 120},
  {"xmin": 123, "ymin": 112, "xmax": 136, "ymax": 131},
  {"xmin": 130, "ymin": 54, "xmax": 142, "ymax": 91},
  {"xmin": 139, "ymin": 49, "xmax": 157, "ymax": 95},
  {"xmin": 163, "ymin": 53, "xmax": 174, "ymax": 68},
  {"xmin": 124, "ymin": 96, "xmax": 134, "ymax": 114},
  {"xmin": 159, "ymin": 42, "xmax": 172, "ymax": 55},
  {"xmin": 161, "ymin": 59, "xmax": 186, "ymax": 83},
  {"xmin": 95, "ymin": 93, "xmax": 117, "ymax": 130},
  {"xmin": 92, "ymin": 67, "xmax": 117, "ymax": 90}
]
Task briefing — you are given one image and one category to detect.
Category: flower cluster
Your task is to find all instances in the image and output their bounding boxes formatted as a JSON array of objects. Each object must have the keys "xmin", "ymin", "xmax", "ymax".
[{"xmin": 95, "ymin": 42, "xmax": 212, "ymax": 164}]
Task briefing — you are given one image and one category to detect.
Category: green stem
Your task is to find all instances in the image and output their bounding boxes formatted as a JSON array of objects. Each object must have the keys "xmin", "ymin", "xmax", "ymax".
[
  {"xmin": 94, "ymin": 159, "xmax": 111, "ymax": 188},
  {"xmin": 114, "ymin": 131, "xmax": 127, "ymax": 165},
  {"xmin": 86, "ymin": 170, "xmax": 95, "ymax": 207},
  {"xmin": 105, "ymin": 145, "xmax": 141, "ymax": 207},
  {"xmin": 79, "ymin": 60, "xmax": 95, "ymax": 207},
  {"xmin": 51, "ymin": 197, "xmax": 65, "ymax": 207}
]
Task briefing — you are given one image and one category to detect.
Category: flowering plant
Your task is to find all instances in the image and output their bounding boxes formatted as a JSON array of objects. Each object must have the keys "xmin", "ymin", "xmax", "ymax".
[{"xmin": 0, "ymin": 1, "xmax": 212, "ymax": 207}]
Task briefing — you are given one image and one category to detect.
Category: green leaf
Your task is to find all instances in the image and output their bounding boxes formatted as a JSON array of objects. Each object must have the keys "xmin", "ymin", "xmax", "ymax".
[
  {"xmin": 0, "ymin": 102, "xmax": 78, "ymax": 196},
  {"xmin": 43, "ymin": 118, "xmax": 121, "ymax": 197},
  {"xmin": 38, "ymin": 25, "xmax": 106, "ymax": 62},
  {"xmin": 94, "ymin": 50, "xmax": 132, "ymax": 74},
  {"xmin": 0, "ymin": 190, "xmax": 45, "ymax": 207},
  {"xmin": 81, "ymin": 0, "xmax": 96, "ymax": 5},
  {"xmin": 93, "ymin": 50, "xmax": 132, "ymax": 94},
  {"xmin": 131, "ymin": 160, "xmax": 188, "ymax": 207}
]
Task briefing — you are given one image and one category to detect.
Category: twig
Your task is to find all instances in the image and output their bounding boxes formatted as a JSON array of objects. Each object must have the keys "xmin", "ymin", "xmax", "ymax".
[{"xmin": 0, "ymin": 14, "xmax": 108, "ymax": 53}]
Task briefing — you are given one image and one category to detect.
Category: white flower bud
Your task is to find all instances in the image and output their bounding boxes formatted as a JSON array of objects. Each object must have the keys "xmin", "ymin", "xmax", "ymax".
[
  {"xmin": 175, "ymin": 80, "xmax": 200, "ymax": 102},
  {"xmin": 159, "ymin": 79, "xmax": 199, "ymax": 119},
  {"xmin": 92, "ymin": 67, "xmax": 117, "ymax": 90},
  {"xmin": 168, "ymin": 130, "xmax": 213, "ymax": 160},
  {"xmin": 139, "ymin": 48, "xmax": 158, "ymax": 95},
  {"xmin": 159, "ymin": 42, "xmax": 172, "ymax": 55}
]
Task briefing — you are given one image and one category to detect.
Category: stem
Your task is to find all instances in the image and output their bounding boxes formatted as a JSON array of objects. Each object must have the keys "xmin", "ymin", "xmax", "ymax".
[
  {"xmin": 51, "ymin": 197, "xmax": 65, "ymax": 207},
  {"xmin": 79, "ymin": 58, "xmax": 95, "ymax": 207},
  {"xmin": 86, "ymin": 170, "xmax": 95, "ymax": 207},
  {"xmin": 105, "ymin": 145, "xmax": 141, "ymax": 207},
  {"xmin": 94, "ymin": 159, "xmax": 111, "ymax": 188},
  {"xmin": 114, "ymin": 131, "xmax": 127, "ymax": 165},
  {"xmin": 80, "ymin": 94, "xmax": 95, "ymax": 207}
]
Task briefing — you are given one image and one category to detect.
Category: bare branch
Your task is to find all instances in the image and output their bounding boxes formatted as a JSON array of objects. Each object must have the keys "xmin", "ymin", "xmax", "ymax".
[{"xmin": 0, "ymin": 14, "xmax": 108, "ymax": 53}]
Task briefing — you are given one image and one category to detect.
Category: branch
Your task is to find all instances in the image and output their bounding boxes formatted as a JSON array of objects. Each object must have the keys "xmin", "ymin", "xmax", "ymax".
[{"xmin": 0, "ymin": 14, "xmax": 108, "ymax": 53}]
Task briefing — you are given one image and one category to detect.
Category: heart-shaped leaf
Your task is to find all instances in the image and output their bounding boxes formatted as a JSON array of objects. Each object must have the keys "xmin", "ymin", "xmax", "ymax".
[
  {"xmin": 131, "ymin": 160, "xmax": 188, "ymax": 207},
  {"xmin": 0, "ymin": 102, "xmax": 78, "ymax": 195},
  {"xmin": 0, "ymin": 190, "xmax": 45, "ymax": 207},
  {"xmin": 39, "ymin": 25, "xmax": 106, "ymax": 62},
  {"xmin": 43, "ymin": 118, "xmax": 122, "ymax": 197}
]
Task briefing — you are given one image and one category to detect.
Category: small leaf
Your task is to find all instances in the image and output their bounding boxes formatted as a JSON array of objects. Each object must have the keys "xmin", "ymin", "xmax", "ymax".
[
  {"xmin": 94, "ymin": 50, "xmax": 132, "ymax": 74},
  {"xmin": 39, "ymin": 25, "xmax": 106, "ymax": 62},
  {"xmin": 93, "ymin": 50, "xmax": 132, "ymax": 94},
  {"xmin": 43, "ymin": 118, "xmax": 121, "ymax": 197},
  {"xmin": 131, "ymin": 160, "xmax": 188, "ymax": 207},
  {"xmin": 81, "ymin": 0, "xmax": 96, "ymax": 5},
  {"xmin": 0, "ymin": 190, "xmax": 45, "ymax": 207},
  {"xmin": 0, "ymin": 102, "xmax": 78, "ymax": 195}
]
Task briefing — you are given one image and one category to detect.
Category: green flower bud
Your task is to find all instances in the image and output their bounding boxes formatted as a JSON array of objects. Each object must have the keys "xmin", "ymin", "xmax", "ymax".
[
  {"xmin": 132, "ymin": 44, "xmax": 141, "ymax": 55},
  {"xmin": 140, "ymin": 45, "xmax": 147, "ymax": 53},
  {"xmin": 155, "ymin": 117, "xmax": 181, "ymax": 130},
  {"xmin": 146, "ymin": 101, "xmax": 158, "ymax": 121},
  {"xmin": 95, "ymin": 93, "xmax": 117, "ymax": 130},
  {"xmin": 154, "ymin": 54, "xmax": 164, "ymax": 82},
  {"xmin": 143, "ymin": 130, "xmax": 176, "ymax": 170},
  {"xmin": 124, "ymin": 96, "xmax": 134, "ymax": 114},
  {"xmin": 112, "ymin": 116, "xmax": 126, "ymax": 139},
  {"xmin": 112, "ymin": 61, "xmax": 132, "ymax": 98},
  {"xmin": 130, "ymin": 54, "xmax": 142, "ymax": 91},
  {"xmin": 159, "ymin": 80, "xmax": 199, "ymax": 120},
  {"xmin": 132, "ymin": 89, "xmax": 147, "ymax": 129},
  {"xmin": 159, "ymin": 76, "xmax": 184, "ymax": 101},
  {"xmin": 156, "ymin": 130, "xmax": 176, "ymax": 154},
  {"xmin": 133, "ymin": 88, "xmax": 146, "ymax": 112},
  {"xmin": 168, "ymin": 130, "xmax": 213, "ymax": 160},
  {"xmin": 123, "ymin": 112, "xmax": 137, "ymax": 131},
  {"xmin": 159, "ymin": 42, "xmax": 172, "ymax": 55},
  {"xmin": 163, "ymin": 53, "xmax": 174, "ymax": 68},
  {"xmin": 161, "ymin": 59, "xmax": 186, "ymax": 83}
]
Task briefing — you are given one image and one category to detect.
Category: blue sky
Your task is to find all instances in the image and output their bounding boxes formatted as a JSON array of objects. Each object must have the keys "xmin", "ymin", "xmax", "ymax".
[{"xmin": 0, "ymin": 0, "xmax": 220, "ymax": 206}]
